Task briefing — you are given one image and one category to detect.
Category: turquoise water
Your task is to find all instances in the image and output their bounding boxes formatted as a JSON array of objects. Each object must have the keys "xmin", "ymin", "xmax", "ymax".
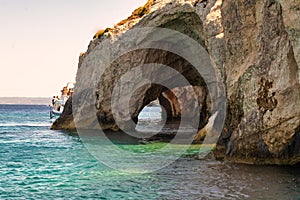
[{"xmin": 0, "ymin": 105, "xmax": 299, "ymax": 199}]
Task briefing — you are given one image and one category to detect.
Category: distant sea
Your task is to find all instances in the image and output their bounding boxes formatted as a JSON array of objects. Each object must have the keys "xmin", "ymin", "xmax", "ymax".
[
  {"xmin": 0, "ymin": 97, "xmax": 51, "ymax": 105},
  {"xmin": 0, "ymin": 104, "xmax": 299, "ymax": 199}
]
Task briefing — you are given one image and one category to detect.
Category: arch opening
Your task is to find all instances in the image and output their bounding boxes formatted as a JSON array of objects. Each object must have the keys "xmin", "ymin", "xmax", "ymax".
[
  {"xmin": 93, "ymin": 11, "xmax": 217, "ymax": 143},
  {"xmin": 132, "ymin": 82, "xmax": 211, "ymax": 142}
]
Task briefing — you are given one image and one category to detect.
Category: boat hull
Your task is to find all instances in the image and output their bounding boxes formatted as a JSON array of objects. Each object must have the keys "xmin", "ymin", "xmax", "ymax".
[{"xmin": 50, "ymin": 107, "xmax": 63, "ymax": 119}]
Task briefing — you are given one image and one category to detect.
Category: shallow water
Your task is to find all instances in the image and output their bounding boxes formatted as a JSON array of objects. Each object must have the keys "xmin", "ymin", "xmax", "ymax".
[{"xmin": 0, "ymin": 105, "xmax": 299, "ymax": 199}]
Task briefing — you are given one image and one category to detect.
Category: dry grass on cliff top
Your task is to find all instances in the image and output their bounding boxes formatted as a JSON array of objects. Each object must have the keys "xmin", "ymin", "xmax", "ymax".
[
  {"xmin": 93, "ymin": 28, "xmax": 113, "ymax": 39},
  {"xmin": 93, "ymin": 0, "xmax": 154, "ymax": 39},
  {"xmin": 116, "ymin": 0, "xmax": 154, "ymax": 26}
]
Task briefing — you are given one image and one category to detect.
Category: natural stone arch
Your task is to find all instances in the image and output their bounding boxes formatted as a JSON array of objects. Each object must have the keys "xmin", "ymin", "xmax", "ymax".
[
  {"xmin": 53, "ymin": 3, "xmax": 225, "ymax": 147},
  {"xmin": 95, "ymin": 48, "xmax": 211, "ymax": 132},
  {"xmin": 52, "ymin": 0, "xmax": 300, "ymax": 165},
  {"xmin": 90, "ymin": 9, "xmax": 214, "ymax": 133}
]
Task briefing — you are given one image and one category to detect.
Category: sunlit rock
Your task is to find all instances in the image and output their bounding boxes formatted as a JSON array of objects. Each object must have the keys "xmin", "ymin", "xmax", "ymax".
[{"xmin": 52, "ymin": 0, "xmax": 300, "ymax": 165}]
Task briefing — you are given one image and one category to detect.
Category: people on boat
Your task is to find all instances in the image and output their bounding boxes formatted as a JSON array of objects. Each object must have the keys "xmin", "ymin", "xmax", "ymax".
[
  {"xmin": 50, "ymin": 83, "xmax": 75, "ymax": 119},
  {"xmin": 51, "ymin": 96, "xmax": 59, "ymax": 106}
]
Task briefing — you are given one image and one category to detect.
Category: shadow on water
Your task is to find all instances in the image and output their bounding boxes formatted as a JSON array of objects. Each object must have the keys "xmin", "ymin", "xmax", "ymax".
[
  {"xmin": 2, "ymin": 104, "xmax": 299, "ymax": 199},
  {"xmin": 53, "ymin": 127, "xmax": 300, "ymax": 199},
  {"xmin": 61, "ymin": 126, "xmax": 198, "ymax": 146}
]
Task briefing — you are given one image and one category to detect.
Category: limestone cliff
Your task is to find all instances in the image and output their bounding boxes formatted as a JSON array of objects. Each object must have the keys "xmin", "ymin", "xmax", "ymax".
[
  {"xmin": 52, "ymin": 0, "xmax": 300, "ymax": 165},
  {"xmin": 214, "ymin": 0, "xmax": 300, "ymax": 165}
]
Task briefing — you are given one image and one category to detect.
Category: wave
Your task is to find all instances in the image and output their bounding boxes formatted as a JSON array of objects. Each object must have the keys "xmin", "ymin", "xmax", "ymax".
[{"xmin": 0, "ymin": 122, "xmax": 51, "ymax": 127}]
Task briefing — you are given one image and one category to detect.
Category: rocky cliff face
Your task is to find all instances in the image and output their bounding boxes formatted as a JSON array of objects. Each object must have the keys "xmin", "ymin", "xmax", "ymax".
[
  {"xmin": 51, "ymin": 96, "xmax": 75, "ymax": 131},
  {"xmin": 214, "ymin": 0, "xmax": 300, "ymax": 165},
  {"xmin": 52, "ymin": 0, "xmax": 300, "ymax": 165}
]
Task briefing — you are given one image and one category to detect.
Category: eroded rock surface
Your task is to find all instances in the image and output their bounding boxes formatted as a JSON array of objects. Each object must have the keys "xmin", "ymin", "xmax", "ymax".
[
  {"xmin": 52, "ymin": 0, "xmax": 300, "ymax": 165},
  {"xmin": 51, "ymin": 96, "xmax": 75, "ymax": 131},
  {"xmin": 214, "ymin": 0, "xmax": 300, "ymax": 165}
]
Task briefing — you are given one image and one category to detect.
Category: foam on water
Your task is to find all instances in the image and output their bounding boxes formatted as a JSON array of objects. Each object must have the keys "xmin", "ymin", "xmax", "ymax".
[{"xmin": 0, "ymin": 123, "xmax": 51, "ymax": 127}]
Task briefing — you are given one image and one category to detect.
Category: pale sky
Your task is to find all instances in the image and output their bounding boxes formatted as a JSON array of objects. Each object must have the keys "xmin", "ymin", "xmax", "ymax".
[{"xmin": 0, "ymin": 0, "xmax": 147, "ymax": 97}]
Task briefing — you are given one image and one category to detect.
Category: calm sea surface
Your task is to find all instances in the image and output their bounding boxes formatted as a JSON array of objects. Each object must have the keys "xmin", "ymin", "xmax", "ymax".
[{"xmin": 0, "ymin": 104, "xmax": 299, "ymax": 199}]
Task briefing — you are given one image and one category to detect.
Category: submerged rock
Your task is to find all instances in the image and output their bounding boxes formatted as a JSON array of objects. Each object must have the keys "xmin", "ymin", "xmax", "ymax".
[{"xmin": 52, "ymin": 0, "xmax": 300, "ymax": 165}]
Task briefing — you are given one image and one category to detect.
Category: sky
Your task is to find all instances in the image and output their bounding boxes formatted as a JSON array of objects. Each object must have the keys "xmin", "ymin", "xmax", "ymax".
[{"xmin": 0, "ymin": 0, "xmax": 147, "ymax": 97}]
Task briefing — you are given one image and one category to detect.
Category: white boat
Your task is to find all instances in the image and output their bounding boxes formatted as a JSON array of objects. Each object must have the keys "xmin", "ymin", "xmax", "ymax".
[
  {"xmin": 50, "ymin": 98, "xmax": 67, "ymax": 118},
  {"xmin": 50, "ymin": 82, "xmax": 74, "ymax": 119}
]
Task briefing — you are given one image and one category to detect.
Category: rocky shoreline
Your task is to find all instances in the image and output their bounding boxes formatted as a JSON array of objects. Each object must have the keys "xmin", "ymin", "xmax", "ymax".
[{"xmin": 52, "ymin": 0, "xmax": 300, "ymax": 165}]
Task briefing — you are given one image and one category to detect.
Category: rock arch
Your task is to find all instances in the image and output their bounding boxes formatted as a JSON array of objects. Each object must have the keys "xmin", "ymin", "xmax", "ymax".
[
  {"xmin": 94, "ymin": 48, "xmax": 212, "ymax": 132},
  {"xmin": 75, "ymin": 7, "xmax": 216, "ymax": 133},
  {"xmin": 52, "ymin": 0, "xmax": 300, "ymax": 165}
]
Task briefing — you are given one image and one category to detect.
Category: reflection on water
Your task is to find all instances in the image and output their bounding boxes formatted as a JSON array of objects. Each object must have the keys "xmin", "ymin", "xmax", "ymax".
[
  {"xmin": 155, "ymin": 159, "xmax": 300, "ymax": 199},
  {"xmin": 1, "ymin": 129, "xmax": 299, "ymax": 199},
  {"xmin": 0, "ymin": 105, "xmax": 299, "ymax": 199}
]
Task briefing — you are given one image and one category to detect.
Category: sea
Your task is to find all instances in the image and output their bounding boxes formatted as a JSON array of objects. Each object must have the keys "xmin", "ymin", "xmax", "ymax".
[{"xmin": 0, "ymin": 104, "xmax": 299, "ymax": 199}]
